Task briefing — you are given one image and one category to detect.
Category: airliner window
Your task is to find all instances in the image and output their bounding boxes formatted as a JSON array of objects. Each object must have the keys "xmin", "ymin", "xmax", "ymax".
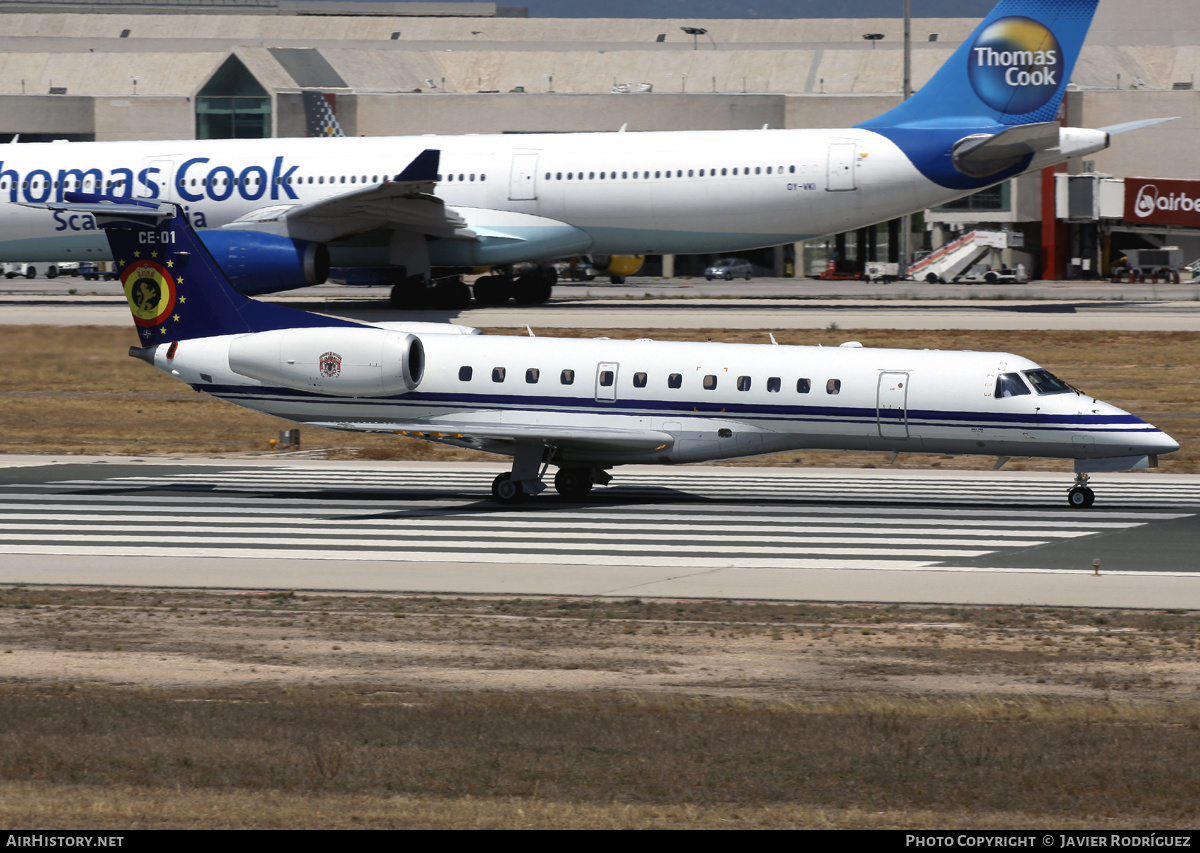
[
  {"xmin": 525, "ymin": 368, "xmax": 540, "ymax": 384},
  {"xmin": 995, "ymin": 373, "xmax": 1030, "ymax": 398},
  {"xmin": 721, "ymin": 168, "xmax": 728, "ymax": 175},
  {"xmin": 797, "ymin": 378, "xmax": 811, "ymax": 393},
  {"xmin": 481, "ymin": 174, "xmax": 486, "ymax": 181},
  {"xmin": 789, "ymin": 165, "xmax": 796, "ymax": 173},
  {"xmin": 767, "ymin": 377, "xmax": 781, "ymax": 393},
  {"xmin": 827, "ymin": 379, "xmax": 841, "ymax": 395},
  {"xmin": 633, "ymin": 372, "xmax": 648, "ymax": 388},
  {"xmin": 1023, "ymin": 369, "xmax": 1072, "ymax": 395},
  {"xmin": 470, "ymin": 174, "xmax": 476, "ymax": 181},
  {"xmin": 556, "ymin": 172, "xmax": 562, "ymax": 180},
  {"xmin": 492, "ymin": 367, "xmax": 506, "ymax": 383},
  {"xmin": 545, "ymin": 172, "xmax": 551, "ymax": 180},
  {"xmin": 561, "ymin": 369, "xmax": 575, "ymax": 385},
  {"xmin": 589, "ymin": 172, "xmax": 595, "ymax": 179},
  {"xmin": 756, "ymin": 167, "xmax": 762, "ymax": 175},
  {"xmin": 703, "ymin": 375, "xmax": 718, "ymax": 390},
  {"xmin": 737, "ymin": 376, "xmax": 752, "ymax": 391},
  {"xmin": 599, "ymin": 370, "xmax": 614, "ymax": 387},
  {"xmin": 668, "ymin": 373, "xmax": 682, "ymax": 389},
  {"xmin": 458, "ymin": 366, "xmax": 472, "ymax": 381}
]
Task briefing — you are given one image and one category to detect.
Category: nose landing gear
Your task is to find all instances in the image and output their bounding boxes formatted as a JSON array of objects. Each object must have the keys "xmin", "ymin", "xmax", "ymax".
[{"xmin": 1068, "ymin": 472, "xmax": 1095, "ymax": 508}]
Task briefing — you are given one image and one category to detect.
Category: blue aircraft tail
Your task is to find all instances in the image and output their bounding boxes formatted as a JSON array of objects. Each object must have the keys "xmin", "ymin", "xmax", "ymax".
[
  {"xmin": 859, "ymin": 0, "xmax": 1098, "ymax": 131},
  {"xmin": 56, "ymin": 193, "xmax": 362, "ymax": 348}
]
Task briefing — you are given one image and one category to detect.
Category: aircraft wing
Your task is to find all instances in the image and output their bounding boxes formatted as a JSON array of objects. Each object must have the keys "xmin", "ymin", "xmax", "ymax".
[
  {"xmin": 302, "ymin": 419, "xmax": 675, "ymax": 455},
  {"xmin": 221, "ymin": 148, "xmax": 474, "ymax": 244}
]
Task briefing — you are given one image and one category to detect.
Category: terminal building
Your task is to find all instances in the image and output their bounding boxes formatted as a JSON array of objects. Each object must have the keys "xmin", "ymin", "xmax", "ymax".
[{"xmin": 0, "ymin": 0, "xmax": 1196, "ymax": 281}]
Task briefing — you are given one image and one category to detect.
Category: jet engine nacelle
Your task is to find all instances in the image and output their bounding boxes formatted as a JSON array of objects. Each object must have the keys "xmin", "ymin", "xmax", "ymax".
[
  {"xmin": 228, "ymin": 327, "xmax": 424, "ymax": 397},
  {"xmin": 198, "ymin": 231, "xmax": 330, "ymax": 295}
]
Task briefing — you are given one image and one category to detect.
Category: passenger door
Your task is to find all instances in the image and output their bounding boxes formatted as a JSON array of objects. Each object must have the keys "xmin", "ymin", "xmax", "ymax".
[
  {"xmin": 508, "ymin": 151, "xmax": 539, "ymax": 201},
  {"xmin": 595, "ymin": 362, "xmax": 619, "ymax": 403},
  {"xmin": 877, "ymin": 371, "xmax": 910, "ymax": 438},
  {"xmin": 826, "ymin": 143, "xmax": 857, "ymax": 192}
]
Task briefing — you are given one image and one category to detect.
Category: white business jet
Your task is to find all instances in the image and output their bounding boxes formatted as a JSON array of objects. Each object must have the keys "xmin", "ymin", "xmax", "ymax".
[
  {"xmin": 41, "ymin": 191, "xmax": 1178, "ymax": 507},
  {"xmin": 0, "ymin": 0, "xmax": 1169, "ymax": 307}
]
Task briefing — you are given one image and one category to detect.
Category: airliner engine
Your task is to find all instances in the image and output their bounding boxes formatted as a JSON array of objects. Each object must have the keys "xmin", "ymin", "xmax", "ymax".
[
  {"xmin": 199, "ymin": 231, "xmax": 330, "ymax": 295},
  {"xmin": 228, "ymin": 327, "xmax": 424, "ymax": 397}
]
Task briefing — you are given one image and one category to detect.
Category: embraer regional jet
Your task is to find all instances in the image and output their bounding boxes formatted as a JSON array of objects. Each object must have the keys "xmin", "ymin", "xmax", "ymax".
[
  {"xmin": 46, "ymin": 192, "xmax": 1178, "ymax": 507},
  {"xmin": 0, "ymin": 0, "xmax": 1170, "ymax": 306}
]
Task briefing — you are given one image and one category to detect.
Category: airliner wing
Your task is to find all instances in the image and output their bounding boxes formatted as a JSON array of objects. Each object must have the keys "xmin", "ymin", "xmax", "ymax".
[
  {"xmin": 303, "ymin": 420, "xmax": 675, "ymax": 454},
  {"xmin": 222, "ymin": 148, "xmax": 474, "ymax": 243}
]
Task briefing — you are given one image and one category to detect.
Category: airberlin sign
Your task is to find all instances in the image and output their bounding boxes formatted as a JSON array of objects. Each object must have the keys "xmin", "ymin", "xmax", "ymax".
[{"xmin": 1125, "ymin": 178, "xmax": 1200, "ymax": 228}]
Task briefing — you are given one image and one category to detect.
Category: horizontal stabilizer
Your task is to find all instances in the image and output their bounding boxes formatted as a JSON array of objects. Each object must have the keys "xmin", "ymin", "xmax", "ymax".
[
  {"xmin": 1098, "ymin": 117, "xmax": 1178, "ymax": 136},
  {"xmin": 952, "ymin": 122, "xmax": 1060, "ymax": 178}
]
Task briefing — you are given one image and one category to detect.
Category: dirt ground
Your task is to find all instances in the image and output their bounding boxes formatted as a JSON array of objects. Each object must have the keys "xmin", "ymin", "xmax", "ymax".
[{"xmin": 2, "ymin": 590, "xmax": 1197, "ymax": 704}]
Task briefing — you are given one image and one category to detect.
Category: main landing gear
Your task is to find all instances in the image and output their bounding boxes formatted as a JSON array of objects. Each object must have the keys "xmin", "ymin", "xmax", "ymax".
[
  {"xmin": 472, "ymin": 264, "xmax": 557, "ymax": 307},
  {"xmin": 489, "ymin": 442, "xmax": 611, "ymax": 504},
  {"xmin": 1067, "ymin": 472, "xmax": 1096, "ymax": 508},
  {"xmin": 389, "ymin": 273, "xmax": 472, "ymax": 310}
]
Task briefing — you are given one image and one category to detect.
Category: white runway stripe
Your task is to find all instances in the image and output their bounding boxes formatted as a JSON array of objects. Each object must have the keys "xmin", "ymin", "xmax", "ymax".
[{"xmin": 2, "ymin": 466, "xmax": 1193, "ymax": 572}]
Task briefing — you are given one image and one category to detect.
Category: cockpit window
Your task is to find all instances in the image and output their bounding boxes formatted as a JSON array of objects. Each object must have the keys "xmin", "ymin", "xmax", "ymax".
[
  {"xmin": 995, "ymin": 373, "xmax": 1030, "ymax": 398},
  {"xmin": 1023, "ymin": 369, "xmax": 1073, "ymax": 395}
]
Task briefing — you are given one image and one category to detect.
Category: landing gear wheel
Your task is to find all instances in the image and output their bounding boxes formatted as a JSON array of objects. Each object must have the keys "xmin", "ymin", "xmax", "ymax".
[
  {"xmin": 472, "ymin": 275, "xmax": 510, "ymax": 306},
  {"xmin": 389, "ymin": 276, "xmax": 430, "ymax": 310},
  {"xmin": 514, "ymin": 274, "xmax": 553, "ymax": 305},
  {"xmin": 492, "ymin": 472, "xmax": 525, "ymax": 504},
  {"xmin": 554, "ymin": 467, "xmax": 594, "ymax": 500},
  {"xmin": 1068, "ymin": 486, "xmax": 1095, "ymax": 508},
  {"xmin": 430, "ymin": 278, "xmax": 471, "ymax": 310}
]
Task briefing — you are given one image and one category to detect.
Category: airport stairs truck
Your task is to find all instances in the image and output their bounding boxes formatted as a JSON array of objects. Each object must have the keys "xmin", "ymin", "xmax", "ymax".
[{"xmin": 908, "ymin": 230, "xmax": 1015, "ymax": 283}]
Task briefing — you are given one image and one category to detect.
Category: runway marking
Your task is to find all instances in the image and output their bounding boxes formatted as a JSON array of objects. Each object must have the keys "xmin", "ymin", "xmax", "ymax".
[{"xmin": 1, "ymin": 467, "xmax": 1194, "ymax": 573}]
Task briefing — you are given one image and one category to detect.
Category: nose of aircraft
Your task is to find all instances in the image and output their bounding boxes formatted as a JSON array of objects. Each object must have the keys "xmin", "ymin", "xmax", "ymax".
[{"xmin": 1148, "ymin": 429, "xmax": 1181, "ymax": 456}]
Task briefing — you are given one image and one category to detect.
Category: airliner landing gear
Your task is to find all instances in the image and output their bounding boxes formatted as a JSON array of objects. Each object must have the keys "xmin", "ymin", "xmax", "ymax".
[
  {"xmin": 430, "ymin": 276, "xmax": 471, "ymax": 310},
  {"xmin": 491, "ymin": 472, "xmax": 527, "ymax": 503},
  {"xmin": 471, "ymin": 265, "xmax": 557, "ymax": 307},
  {"xmin": 1068, "ymin": 473, "xmax": 1095, "ymax": 508},
  {"xmin": 389, "ymin": 273, "xmax": 430, "ymax": 309},
  {"xmin": 553, "ymin": 467, "xmax": 594, "ymax": 500}
]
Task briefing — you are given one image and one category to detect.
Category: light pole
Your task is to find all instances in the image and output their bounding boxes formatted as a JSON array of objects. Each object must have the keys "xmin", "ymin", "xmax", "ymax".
[{"xmin": 680, "ymin": 26, "xmax": 712, "ymax": 51}]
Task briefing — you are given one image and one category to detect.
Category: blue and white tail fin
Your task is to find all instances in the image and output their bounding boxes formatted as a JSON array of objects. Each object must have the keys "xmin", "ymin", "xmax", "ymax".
[
  {"xmin": 54, "ymin": 192, "xmax": 363, "ymax": 347},
  {"xmin": 860, "ymin": 0, "xmax": 1098, "ymax": 131}
]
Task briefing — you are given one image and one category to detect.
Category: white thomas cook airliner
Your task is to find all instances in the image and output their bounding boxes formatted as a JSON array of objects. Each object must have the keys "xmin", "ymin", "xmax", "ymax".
[
  {"xmin": 40, "ymin": 190, "xmax": 1179, "ymax": 508},
  {"xmin": 0, "ymin": 0, "xmax": 1172, "ymax": 307}
]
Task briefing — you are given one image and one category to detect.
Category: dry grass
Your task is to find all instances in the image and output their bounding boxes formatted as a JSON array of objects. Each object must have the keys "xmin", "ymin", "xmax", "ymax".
[
  {"xmin": 1, "ymin": 325, "xmax": 1197, "ymax": 472},
  {"xmin": 1, "ymin": 590, "xmax": 1199, "ymax": 828}
]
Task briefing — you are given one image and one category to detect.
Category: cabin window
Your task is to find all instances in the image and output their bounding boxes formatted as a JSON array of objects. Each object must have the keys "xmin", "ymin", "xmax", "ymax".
[
  {"xmin": 996, "ymin": 373, "xmax": 1030, "ymax": 398},
  {"xmin": 668, "ymin": 373, "xmax": 682, "ymax": 389},
  {"xmin": 492, "ymin": 367, "xmax": 506, "ymax": 383},
  {"xmin": 480, "ymin": 174, "xmax": 486, "ymax": 182},
  {"xmin": 458, "ymin": 366, "xmax": 472, "ymax": 381},
  {"xmin": 556, "ymin": 172, "xmax": 562, "ymax": 180},
  {"xmin": 703, "ymin": 374, "xmax": 718, "ymax": 390},
  {"xmin": 797, "ymin": 378, "xmax": 811, "ymax": 394},
  {"xmin": 525, "ymin": 368, "xmax": 540, "ymax": 384},
  {"xmin": 1023, "ymin": 369, "xmax": 1072, "ymax": 395},
  {"xmin": 633, "ymin": 372, "xmax": 648, "ymax": 388},
  {"xmin": 588, "ymin": 172, "xmax": 595, "ymax": 179},
  {"xmin": 767, "ymin": 377, "xmax": 781, "ymax": 393},
  {"xmin": 560, "ymin": 369, "xmax": 575, "ymax": 385},
  {"xmin": 545, "ymin": 172, "xmax": 551, "ymax": 180},
  {"xmin": 826, "ymin": 379, "xmax": 841, "ymax": 395},
  {"xmin": 736, "ymin": 376, "xmax": 751, "ymax": 392},
  {"xmin": 789, "ymin": 165, "xmax": 796, "ymax": 173},
  {"xmin": 599, "ymin": 370, "xmax": 615, "ymax": 387}
]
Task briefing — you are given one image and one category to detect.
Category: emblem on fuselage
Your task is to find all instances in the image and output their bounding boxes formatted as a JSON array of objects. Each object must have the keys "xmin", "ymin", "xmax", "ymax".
[{"xmin": 319, "ymin": 351, "xmax": 342, "ymax": 379}]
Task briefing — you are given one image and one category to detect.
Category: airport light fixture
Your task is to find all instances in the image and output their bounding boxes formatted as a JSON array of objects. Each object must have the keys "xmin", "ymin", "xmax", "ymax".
[
  {"xmin": 680, "ymin": 26, "xmax": 714, "ymax": 51},
  {"xmin": 862, "ymin": 33, "xmax": 885, "ymax": 48}
]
